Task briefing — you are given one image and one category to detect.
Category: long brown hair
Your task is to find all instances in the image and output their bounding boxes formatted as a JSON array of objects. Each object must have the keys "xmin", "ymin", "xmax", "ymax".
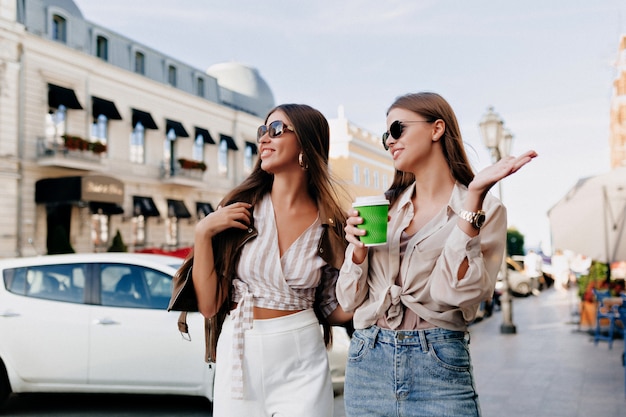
[
  {"xmin": 385, "ymin": 92, "xmax": 475, "ymax": 206},
  {"xmin": 211, "ymin": 103, "xmax": 348, "ymax": 345}
]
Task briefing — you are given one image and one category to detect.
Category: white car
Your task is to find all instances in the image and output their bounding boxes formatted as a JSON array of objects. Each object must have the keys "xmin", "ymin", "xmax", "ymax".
[
  {"xmin": 495, "ymin": 257, "xmax": 532, "ymax": 296},
  {"xmin": 0, "ymin": 253, "xmax": 349, "ymax": 405}
]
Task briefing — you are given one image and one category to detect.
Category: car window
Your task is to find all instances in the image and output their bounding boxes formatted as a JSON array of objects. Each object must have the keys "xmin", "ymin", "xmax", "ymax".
[
  {"xmin": 3, "ymin": 264, "xmax": 86, "ymax": 303},
  {"xmin": 99, "ymin": 264, "xmax": 172, "ymax": 310}
]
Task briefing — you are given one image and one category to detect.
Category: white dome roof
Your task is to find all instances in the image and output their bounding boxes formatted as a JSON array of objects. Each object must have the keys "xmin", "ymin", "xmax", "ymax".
[{"xmin": 206, "ymin": 62, "xmax": 275, "ymax": 109}]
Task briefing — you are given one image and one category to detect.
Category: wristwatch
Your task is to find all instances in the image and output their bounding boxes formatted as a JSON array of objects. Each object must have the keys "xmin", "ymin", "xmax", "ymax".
[{"xmin": 459, "ymin": 209, "xmax": 486, "ymax": 230}]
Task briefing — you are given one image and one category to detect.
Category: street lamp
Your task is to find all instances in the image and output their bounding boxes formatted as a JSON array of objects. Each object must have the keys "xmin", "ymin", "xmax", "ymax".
[{"xmin": 479, "ymin": 106, "xmax": 517, "ymax": 334}]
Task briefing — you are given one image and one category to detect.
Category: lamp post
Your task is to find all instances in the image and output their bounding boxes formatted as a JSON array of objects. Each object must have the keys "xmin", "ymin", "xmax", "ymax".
[{"xmin": 479, "ymin": 106, "xmax": 517, "ymax": 334}]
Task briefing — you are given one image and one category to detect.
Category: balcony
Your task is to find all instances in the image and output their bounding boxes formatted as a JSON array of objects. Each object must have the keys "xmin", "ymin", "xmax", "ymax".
[
  {"xmin": 160, "ymin": 158, "xmax": 206, "ymax": 187},
  {"xmin": 37, "ymin": 136, "xmax": 106, "ymax": 171}
]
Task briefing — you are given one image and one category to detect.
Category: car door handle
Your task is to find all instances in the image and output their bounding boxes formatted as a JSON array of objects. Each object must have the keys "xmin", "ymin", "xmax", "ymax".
[
  {"xmin": 0, "ymin": 311, "xmax": 20, "ymax": 318},
  {"xmin": 94, "ymin": 318, "xmax": 121, "ymax": 325}
]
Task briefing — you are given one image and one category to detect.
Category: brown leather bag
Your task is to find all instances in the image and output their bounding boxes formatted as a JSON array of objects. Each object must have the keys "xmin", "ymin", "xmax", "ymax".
[{"xmin": 167, "ymin": 258, "xmax": 226, "ymax": 363}]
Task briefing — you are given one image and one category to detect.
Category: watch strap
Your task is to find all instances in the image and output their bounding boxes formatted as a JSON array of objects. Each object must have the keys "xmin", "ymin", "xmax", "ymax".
[{"xmin": 459, "ymin": 209, "xmax": 486, "ymax": 229}]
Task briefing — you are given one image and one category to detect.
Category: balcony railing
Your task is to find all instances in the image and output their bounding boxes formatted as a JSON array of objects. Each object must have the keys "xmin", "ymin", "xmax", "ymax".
[
  {"xmin": 160, "ymin": 159, "xmax": 207, "ymax": 185},
  {"xmin": 36, "ymin": 137, "xmax": 106, "ymax": 170}
]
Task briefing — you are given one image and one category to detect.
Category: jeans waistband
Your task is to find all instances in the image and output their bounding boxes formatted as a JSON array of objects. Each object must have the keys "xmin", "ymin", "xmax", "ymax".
[{"xmin": 358, "ymin": 325, "xmax": 469, "ymax": 347}]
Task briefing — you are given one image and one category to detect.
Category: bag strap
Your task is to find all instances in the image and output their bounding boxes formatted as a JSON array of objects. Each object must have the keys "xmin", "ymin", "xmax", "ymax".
[{"xmin": 177, "ymin": 311, "xmax": 191, "ymax": 341}]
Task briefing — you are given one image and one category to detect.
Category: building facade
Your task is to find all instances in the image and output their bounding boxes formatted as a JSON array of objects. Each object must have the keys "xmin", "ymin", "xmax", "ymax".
[
  {"xmin": 0, "ymin": 0, "xmax": 394, "ymax": 258},
  {"xmin": 0, "ymin": 0, "xmax": 272, "ymax": 257},
  {"xmin": 328, "ymin": 106, "xmax": 394, "ymax": 208}
]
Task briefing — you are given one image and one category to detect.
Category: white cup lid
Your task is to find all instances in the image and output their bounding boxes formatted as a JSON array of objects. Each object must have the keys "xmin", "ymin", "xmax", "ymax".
[{"xmin": 352, "ymin": 195, "xmax": 389, "ymax": 207}]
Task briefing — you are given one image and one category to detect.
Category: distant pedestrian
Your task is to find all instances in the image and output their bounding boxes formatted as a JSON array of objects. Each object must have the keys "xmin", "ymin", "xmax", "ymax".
[
  {"xmin": 524, "ymin": 249, "xmax": 543, "ymax": 296},
  {"xmin": 337, "ymin": 92, "xmax": 537, "ymax": 417},
  {"xmin": 552, "ymin": 249, "xmax": 571, "ymax": 292}
]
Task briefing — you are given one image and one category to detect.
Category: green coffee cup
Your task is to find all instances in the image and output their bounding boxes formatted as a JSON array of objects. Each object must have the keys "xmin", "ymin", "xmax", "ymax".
[{"xmin": 352, "ymin": 196, "xmax": 389, "ymax": 246}]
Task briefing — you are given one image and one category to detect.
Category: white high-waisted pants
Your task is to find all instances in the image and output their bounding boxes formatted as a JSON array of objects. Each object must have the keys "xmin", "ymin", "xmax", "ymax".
[{"xmin": 212, "ymin": 309, "xmax": 334, "ymax": 417}]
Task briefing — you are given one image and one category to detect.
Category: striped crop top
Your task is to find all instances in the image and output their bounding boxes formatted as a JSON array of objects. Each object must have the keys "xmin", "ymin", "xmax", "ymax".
[{"xmin": 228, "ymin": 193, "xmax": 340, "ymax": 398}]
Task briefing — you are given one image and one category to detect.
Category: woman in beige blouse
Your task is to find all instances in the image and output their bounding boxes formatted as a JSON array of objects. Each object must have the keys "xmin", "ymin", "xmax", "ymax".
[{"xmin": 337, "ymin": 92, "xmax": 537, "ymax": 417}]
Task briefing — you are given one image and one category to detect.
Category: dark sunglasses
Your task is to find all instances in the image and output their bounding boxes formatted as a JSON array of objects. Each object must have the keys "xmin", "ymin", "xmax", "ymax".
[
  {"xmin": 256, "ymin": 120, "xmax": 295, "ymax": 142},
  {"xmin": 382, "ymin": 120, "xmax": 433, "ymax": 150}
]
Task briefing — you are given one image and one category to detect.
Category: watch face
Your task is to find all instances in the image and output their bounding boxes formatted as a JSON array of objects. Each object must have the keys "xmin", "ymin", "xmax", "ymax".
[{"xmin": 475, "ymin": 213, "xmax": 486, "ymax": 228}]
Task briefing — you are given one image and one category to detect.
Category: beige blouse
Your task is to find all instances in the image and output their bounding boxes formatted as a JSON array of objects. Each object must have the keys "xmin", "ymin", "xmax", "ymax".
[{"xmin": 337, "ymin": 182, "xmax": 506, "ymax": 332}]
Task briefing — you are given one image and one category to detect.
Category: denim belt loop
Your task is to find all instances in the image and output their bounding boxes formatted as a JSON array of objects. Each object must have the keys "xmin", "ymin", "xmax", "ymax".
[
  {"xmin": 369, "ymin": 326, "xmax": 380, "ymax": 348},
  {"xmin": 465, "ymin": 331, "xmax": 471, "ymax": 344},
  {"xmin": 418, "ymin": 330, "xmax": 429, "ymax": 353}
]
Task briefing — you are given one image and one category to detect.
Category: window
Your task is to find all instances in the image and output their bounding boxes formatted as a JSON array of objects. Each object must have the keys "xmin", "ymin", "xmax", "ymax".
[
  {"xmin": 45, "ymin": 104, "xmax": 67, "ymax": 147},
  {"xmin": 52, "ymin": 14, "xmax": 66, "ymax": 43},
  {"xmin": 196, "ymin": 77, "xmax": 205, "ymax": 97},
  {"xmin": 99, "ymin": 264, "xmax": 172, "ymax": 309},
  {"xmin": 382, "ymin": 174, "xmax": 389, "ymax": 190},
  {"xmin": 164, "ymin": 128, "xmax": 176, "ymax": 175},
  {"xmin": 353, "ymin": 164, "xmax": 360, "ymax": 185},
  {"xmin": 363, "ymin": 167, "xmax": 370, "ymax": 187},
  {"xmin": 130, "ymin": 122, "xmax": 145, "ymax": 163},
  {"xmin": 168, "ymin": 65, "xmax": 177, "ymax": 87},
  {"xmin": 165, "ymin": 217, "xmax": 178, "ymax": 246},
  {"xmin": 4, "ymin": 264, "xmax": 86, "ymax": 304},
  {"xmin": 96, "ymin": 35, "xmax": 108, "ymax": 61},
  {"xmin": 244, "ymin": 143, "xmax": 254, "ymax": 174},
  {"xmin": 218, "ymin": 138, "xmax": 228, "ymax": 176},
  {"xmin": 91, "ymin": 114, "xmax": 108, "ymax": 142},
  {"xmin": 193, "ymin": 134, "xmax": 205, "ymax": 161},
  {"xmin": 373, "ymin": 171, "xmax": 380, "ymax": 189},
  {"xmin": 132, "ymin": 215, "xmax": 146, "ymax": 246},
  {"xmin": 91, "ymin": 213, "xmax": 109, "ymax": 250},
  {"xmin": 134, "ymin": 51, "xmax": 145, "ymax": 75}
]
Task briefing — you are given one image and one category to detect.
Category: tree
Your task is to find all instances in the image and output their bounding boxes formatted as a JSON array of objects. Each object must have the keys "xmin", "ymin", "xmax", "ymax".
[
  {"xmin": 507, "ymin": 228, "xmax": 524, "ymax": 256},
  {"xmin": 108, "ymin": 230, "xmax": 128, "ymax": 252}
]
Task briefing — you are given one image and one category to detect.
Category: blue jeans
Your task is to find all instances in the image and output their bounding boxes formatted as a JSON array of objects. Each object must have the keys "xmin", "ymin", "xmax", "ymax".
[{"xmin": 344, "ymin": 326, "xmax": 481, "ymax": 417}]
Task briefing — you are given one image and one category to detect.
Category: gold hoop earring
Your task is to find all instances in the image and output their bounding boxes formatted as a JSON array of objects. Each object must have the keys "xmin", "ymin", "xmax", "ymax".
[{"xmin": 298, "ymin": 152, "xmax": 309, "ymax": 170}]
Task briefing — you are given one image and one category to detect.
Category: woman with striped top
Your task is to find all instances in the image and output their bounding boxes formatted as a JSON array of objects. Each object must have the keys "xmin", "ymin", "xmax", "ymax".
[{"xmin": 192, "ymin": 103, "xmax": 352, "ymax": 416}]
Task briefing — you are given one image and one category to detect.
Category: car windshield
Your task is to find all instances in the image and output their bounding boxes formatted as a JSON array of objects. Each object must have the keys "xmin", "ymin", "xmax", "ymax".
[{"xmin": 169, "ymin": 261, "xmax": 183, "ymax": 269}]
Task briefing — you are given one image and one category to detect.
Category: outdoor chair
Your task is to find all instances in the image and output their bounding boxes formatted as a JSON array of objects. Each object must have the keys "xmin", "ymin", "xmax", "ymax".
[
  {"xmin": 617, "ymin": 299, "xmax": 626, "ymax": 398},
  {"xmin": 592, "ymin": 288, "xmax": 622, "ymax": 349}
]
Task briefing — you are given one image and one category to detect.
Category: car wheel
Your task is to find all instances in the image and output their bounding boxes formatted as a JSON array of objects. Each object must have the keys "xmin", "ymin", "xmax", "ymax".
[
  {"xmin": 515, "ymin": 282, "xmax": 531, "ymax": 295},
  {"xmin": 0, "ymin": 359, "xmax": 11, "ymax": 406}
]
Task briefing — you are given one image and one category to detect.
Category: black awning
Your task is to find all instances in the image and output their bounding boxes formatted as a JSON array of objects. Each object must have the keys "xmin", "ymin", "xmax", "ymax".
[
  {"xmin": 48, "ymin": 84, "xmax": 83, "ymax": 110},
  {"xmin": 133, "ymin": 196, "xmax": 160, "ymax": 217},
  {"xmin": 35, "ymin": 175, "xmax": 124, "ymax": 205},
  {"xmin": 89, "ymin": 202, "xmax": 124, "ymax": 215},
  {"xmin": 92, "ymin": 96, "xmax": 122, "ymax": 121},
  {"xmin": 131, "ymin": 108, "xmax": 158, "ymax": 130},
  {"xmin": 165, "ymin": 119, "xmax": 190, "ymax": 138},
  {"xmin": 220, "ymin": 134, "xmax": 239, "ymax": 151},
  {"xmin": 167, "ymin": 199, "xmax": 192, "ymax": 219},
  {"xmin": 245, "ymin": 141, "xmax": 258, "ymax": 155},
  {"xmin": 195, "ymin": 127, "xmax": 215, "ymax": 144},
  {"xmin": 196, "ymin": 202, "xmax": 214, "ymax": 218}
]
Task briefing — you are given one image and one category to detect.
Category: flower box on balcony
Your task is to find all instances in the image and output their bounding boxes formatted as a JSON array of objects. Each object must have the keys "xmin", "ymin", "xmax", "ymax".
[
  {"xmin": 62, "ymin": 135, "xmax": 107, "ymax": 154},
  {"xmin": 63, "ymin": 134, "xmax": 89, "ymax": 151},
  {"xmin": 177, "ymin": 158, "xmax": 207, "ymax": 171}
]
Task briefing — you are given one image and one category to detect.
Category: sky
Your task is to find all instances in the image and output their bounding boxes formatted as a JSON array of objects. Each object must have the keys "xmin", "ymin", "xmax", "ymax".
[{"xmin": 72, "ymin": 0, "xmax": 626, "ymax": 253}]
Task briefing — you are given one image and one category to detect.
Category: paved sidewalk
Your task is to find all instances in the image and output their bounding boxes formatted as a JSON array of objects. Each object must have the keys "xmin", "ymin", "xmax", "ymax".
[
  {"xmin": 471, "ymin": 288, "xmax": 625, "ymax": 417},
  {"xmin": 334, "ymin": 287, "xmax": 626, "ymax": 416}
]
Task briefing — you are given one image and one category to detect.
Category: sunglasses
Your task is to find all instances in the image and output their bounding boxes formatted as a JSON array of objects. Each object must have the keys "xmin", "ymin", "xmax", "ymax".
[
  {"xmin": 256, "ymin": 120, "xmax": 295, "ymax": 142},
  {"xmin": 382, "ymin": 120, "xmax": 433, "ymax": 150}
]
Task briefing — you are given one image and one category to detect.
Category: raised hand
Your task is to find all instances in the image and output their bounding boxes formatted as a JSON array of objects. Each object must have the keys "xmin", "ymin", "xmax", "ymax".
[
  {"xmin": 468, "ymin": 150, "xmax": 538, "ymax": 196},
  {"xmin": 196, "ymin": 202, "xmax": 252, "ymax": 239}
]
